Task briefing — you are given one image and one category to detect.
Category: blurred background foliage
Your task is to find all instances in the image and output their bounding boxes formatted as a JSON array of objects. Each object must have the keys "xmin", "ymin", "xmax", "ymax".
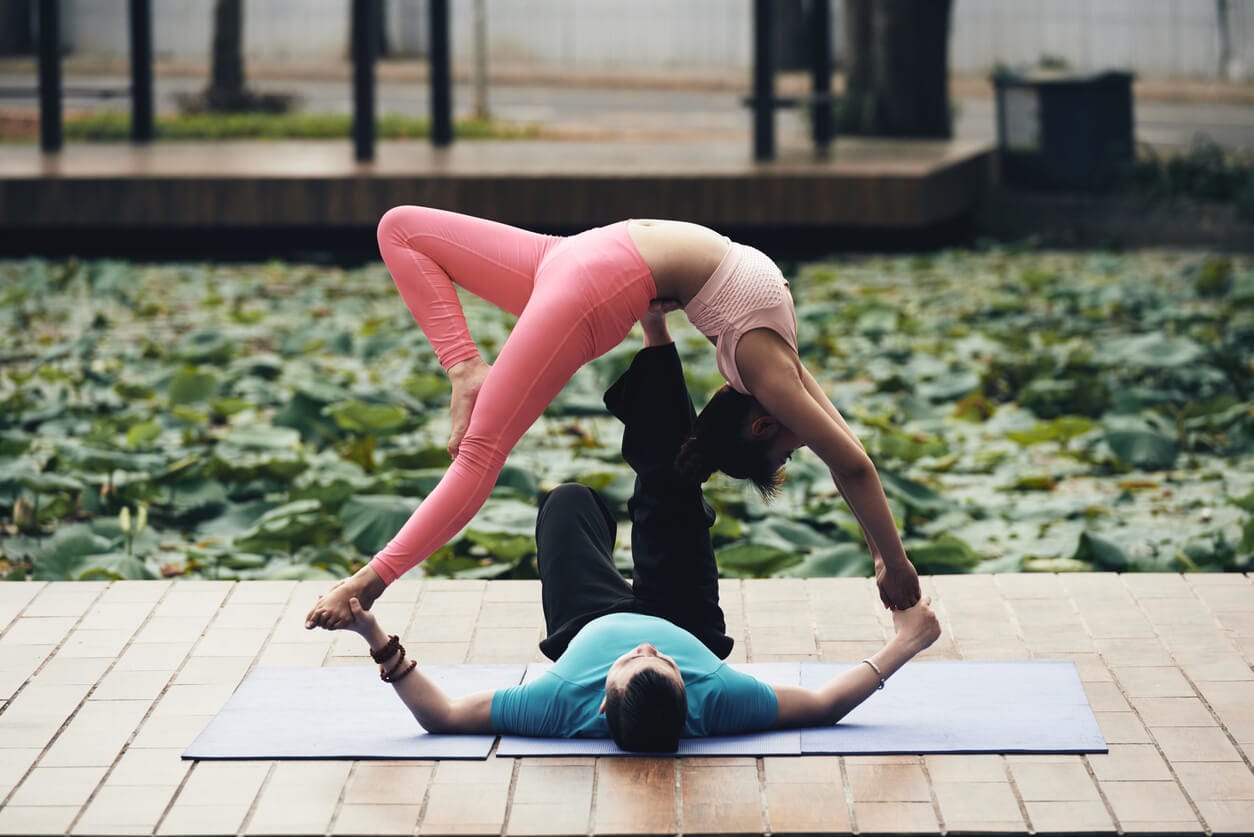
[{"xmin": 0, "ymin": 246, "xmax": 1250, "ymax": 583}]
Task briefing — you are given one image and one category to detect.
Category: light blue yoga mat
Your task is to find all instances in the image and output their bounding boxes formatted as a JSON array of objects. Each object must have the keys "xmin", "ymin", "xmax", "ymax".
[
  {"xmin": 183, "ymin": 664, "xmax": 525, "ymax": 760},
  {"xmin": 494, "ymin": 661, "xmax": 803, "ymax": 757},
  {"xmin": 799, "ymin": 660, "xmax": 1107, "ymax": 755}
]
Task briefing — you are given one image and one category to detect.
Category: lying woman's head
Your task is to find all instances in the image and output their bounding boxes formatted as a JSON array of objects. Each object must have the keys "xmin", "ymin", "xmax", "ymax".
[{"xmin": 674, "ymin": 385, "xmax": 800, "ymax": 500}]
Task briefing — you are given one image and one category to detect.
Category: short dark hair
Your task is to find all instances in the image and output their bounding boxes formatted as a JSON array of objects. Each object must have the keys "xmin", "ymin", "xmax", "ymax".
[
  {"xmin": 603, "ymin": 666, "xmax": 687, "ymax": 753},
  {"xmin": 674, "ymin": 385, "xmax": 784, "ymax": 500}
]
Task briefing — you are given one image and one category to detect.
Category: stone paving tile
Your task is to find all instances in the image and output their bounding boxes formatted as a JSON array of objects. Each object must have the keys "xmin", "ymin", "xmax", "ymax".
[
  {"xmin": 506, "ymin": 761, "xmax": 594, "ymax": 836},
  {"xmin": 72, "ymin": 784, "xmax": 181, "ymax": 835},
  {"xmin": 34, "ymin": 655, "xmax": 111, "ymax": 685},
  {"xmin": 0, "ymin": 576, "xmax": 1250, "ymax": 836},
  {"xmin": 341, "ymin": 761, "xmax": 433, "ymax": 805},
  {"xmin": 1194, "ymin": 799, "xmax": 1254, "ymax": 836},
  {"xmin": 0, "ymin": 644, "xmax": 51, "ymax": 699},
  {"xmin": 592, "ymin": 758, "xmax": 677, "ymax": 835},
  {"xmin": 106, "ymin": 747, "xmax": 191, "ymax": 786},
  {"xmin": 334, "ymin": 804, "xmax": 424, "ymax": 836},
  {"xmin": 1023, "ymin": 800, "xmax": 1117, "ymax": 833},
  {"xmin": 6, "ymin": 765, "xmax": 108, "ymax": 806},
  {"xmin": 1151, "ymin": 725, "xmax": 1245, "ymax": 761},
  {"xmin": 924, "ymin": 754, "xmax": 1006, "ymax": 783},
  {"xmin": 1089, "ymin": 744, "xmax": 1174, "ymax": 781},
  {"xmin": 761, "ymin": 756, "xmax": 850, "ymax": 834},
  {"xmin": 1174, "ymin": 761, "xmax": 1254, "ymax": 801},
  {"xmin": 163, "ymin": 760, "xmax": 270, "ymax": 830},
  {"xmin": 846, "ymin": 760, "xmax": 930, "ymax": 801},
  {"xmin": 1008, "ymin": 760, "xmax": 1103, "ymax": 801},
  {"xmin": 932, "ymin": 780, "xmax": 1026, "ymax": 831},
  {"xmin": 1131, "ymin": 695, "xmax": 1222, "ymax": 727},
  {"xmin": 41, "ymin": 699, "xmax": 151, "ymax": 767},
  {"xmin": 681, "ymin": 759, "xmax": 762, "ymax": 835},
  {"xmin": 420, "ymin": 757, "xmax": 513, "ymax": 835},
  {"xmin": 245, "ymin": 761, "xmax": 353, "ymax": 835},
  {"xmin": 0, "ymin": 746, "xmax": 40, "ymax": 798},
  {"xmin": 1100, "ymin": 779, "xmax": 1200, "ymax": 830},
  {"xmin": 0, "ymin": 804, "xmax": 80, "ymax": 835},
  {"xmin": 853, "ymin": 801, "xmax": 940, "ymax": 834}
]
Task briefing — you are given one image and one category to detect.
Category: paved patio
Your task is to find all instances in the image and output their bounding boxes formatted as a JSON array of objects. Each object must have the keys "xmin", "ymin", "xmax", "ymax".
[{"xmin": 0, "ymin": 573, "xmax": 1250, "ymax": 836}]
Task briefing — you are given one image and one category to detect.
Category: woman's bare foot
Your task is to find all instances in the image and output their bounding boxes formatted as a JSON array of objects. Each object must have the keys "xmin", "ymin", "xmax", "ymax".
[
  {"xmin": 447, "ymin": 357, "xmax": 491, "ymax": 459},
  {"xmin": 305, "ymin": 565, "xmax": 386, "ymax": 630}
]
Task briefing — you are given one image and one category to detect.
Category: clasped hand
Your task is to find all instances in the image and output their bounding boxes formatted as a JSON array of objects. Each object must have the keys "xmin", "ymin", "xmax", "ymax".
[{"xmin": 875, "ymin": 559, "xmax": 922, "ymax": 610}]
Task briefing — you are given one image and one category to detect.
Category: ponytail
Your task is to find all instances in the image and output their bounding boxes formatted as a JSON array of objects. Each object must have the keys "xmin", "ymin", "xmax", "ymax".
[{"xmin": 675, "ymin": 386, "xmax": 784, "ymax": 501}]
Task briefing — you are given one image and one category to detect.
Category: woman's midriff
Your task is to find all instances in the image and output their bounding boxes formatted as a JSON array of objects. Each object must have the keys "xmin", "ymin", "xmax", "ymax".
[{"xmin": 625, "ymin": 219, "xmax": 731, "ymax": 305}]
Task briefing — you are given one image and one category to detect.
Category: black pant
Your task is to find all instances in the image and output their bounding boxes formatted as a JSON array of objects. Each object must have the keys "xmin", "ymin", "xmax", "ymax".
[{"xmin": 536, "ymin": 483, "xmax": 733, "ymax": 661}]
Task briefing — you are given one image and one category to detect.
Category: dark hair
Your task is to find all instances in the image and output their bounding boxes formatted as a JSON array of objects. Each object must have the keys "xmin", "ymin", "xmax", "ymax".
[
  {"xmin": 603, "ymin": 666, "xmax": 686, "ymax": 753},
  {"xmin": 675, "ymin": 385, "xmax": 784, "ymax": 500}
]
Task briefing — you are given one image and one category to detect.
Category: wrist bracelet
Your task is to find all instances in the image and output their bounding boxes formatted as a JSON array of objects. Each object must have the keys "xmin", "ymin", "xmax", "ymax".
[
  {"xmin": 370, "ymin": 634, "xmax": 400, "ymax": 664},
  {"xmin": 861, "ymin": 658, "xmax": 886, "ymax": 690}
]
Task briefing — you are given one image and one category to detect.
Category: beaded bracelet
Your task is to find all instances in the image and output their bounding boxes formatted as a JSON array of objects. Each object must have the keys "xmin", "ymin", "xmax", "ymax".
[
  {"xmin": 370, "ymin": 634, "xmax": 401, "ymax": 664},
  {"xmin": 384, "ymin": 658, "xmax": 418, "ymax": 683}
]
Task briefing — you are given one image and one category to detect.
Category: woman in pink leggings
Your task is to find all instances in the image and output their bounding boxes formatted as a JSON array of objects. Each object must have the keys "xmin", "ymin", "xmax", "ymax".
[{"xmin": 306, "ymin": 208, "xmax": 921, "ymax": 630}]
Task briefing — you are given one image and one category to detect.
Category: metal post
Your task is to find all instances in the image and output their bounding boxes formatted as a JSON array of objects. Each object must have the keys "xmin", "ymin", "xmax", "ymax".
[
  {"xmin": 752, "ymin": 0, "xmax": 774, "ymax": 161},
  {"xmin": 352, "ymin": 0, "xmax": 377, "ymax": 161},
  {"xmin": 129, "ymin": 0, "xmax": 154, "ymax": 143},
  {"xmin": 37, "ymin": 0, "xmax": 62, "ymax": 153},
  {"xmin": 809, "ymin": 0, "xmax": 833, "ymax": 154},
  {"xmin": 429, "ymin": 0, "xmax": 452, "ymax": 147}
]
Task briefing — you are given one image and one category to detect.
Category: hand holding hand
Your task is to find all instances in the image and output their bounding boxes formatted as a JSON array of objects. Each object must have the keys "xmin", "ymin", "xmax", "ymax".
[
  {"xmin": 875, "ymin": 558, "xmax": 921, "ymax": 610},
  {"xmin": 891, "ymin": 597, "xmax": 941, "ymax": 653},
  {"xmin": 345, "ymin": 597, "xmax": 378, "ymax": 637},
  {"xmin": 641, "ymin": 298, "xmax": 680, "ymax": 347}
]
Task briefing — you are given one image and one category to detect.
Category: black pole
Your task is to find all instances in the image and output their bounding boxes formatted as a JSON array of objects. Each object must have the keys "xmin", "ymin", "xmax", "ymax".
[
  {"xmin": 429, "ymin": 0, "xmax": 452, "ymax": 147},
  {"xmin": 37, "ymin": 0, "xmax": 62, "ymax": 153},
  {"xmin": 752, "ymin": 0, "xmax": 774, "ymax": 161},
  {"xmin": 129, "ymin": 0, "xmax": 154, "ymax": 143},
  {"xmin": 808, "ymin": 0, "xmax": 833, "ymax": 154},
  {"xmin": 352, "ymin": 0, "xmax": 377, "ymax": 161}
]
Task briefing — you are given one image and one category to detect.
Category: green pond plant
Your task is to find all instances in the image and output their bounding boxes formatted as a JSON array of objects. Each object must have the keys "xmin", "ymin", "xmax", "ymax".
[{"xmin": 0, "ymin": 248, "xmax": 1249, "ymax": 582}]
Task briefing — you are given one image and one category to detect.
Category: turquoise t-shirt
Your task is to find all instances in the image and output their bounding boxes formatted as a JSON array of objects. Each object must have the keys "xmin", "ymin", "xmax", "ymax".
[{"xmin": 491, "ymin": 612, "xmax": 778, "ymax": 738}]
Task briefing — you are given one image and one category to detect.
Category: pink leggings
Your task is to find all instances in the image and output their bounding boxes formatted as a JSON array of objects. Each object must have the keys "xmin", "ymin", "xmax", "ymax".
[{"xmin": 370, "ymin": 207, "xmax": 657, "ymax": 584}]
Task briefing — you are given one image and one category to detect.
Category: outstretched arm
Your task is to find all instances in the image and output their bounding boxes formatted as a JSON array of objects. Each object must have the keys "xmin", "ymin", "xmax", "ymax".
[
  {"xmin": 346, "ymin": 598, "xmax": 494, "ymax": 734},
  {"xmin": 737, "ymin": 329, "xmax": 920, "ymax": 609},
  {"xmin": 771, "ymin": 599, "xmax": 940, "ymax": 728}
]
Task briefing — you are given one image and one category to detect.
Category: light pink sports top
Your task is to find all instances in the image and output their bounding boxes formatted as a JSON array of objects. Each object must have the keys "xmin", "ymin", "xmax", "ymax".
[{"xmin": 684, "ymin": 241, "xmax": 799, "ymax": 395}]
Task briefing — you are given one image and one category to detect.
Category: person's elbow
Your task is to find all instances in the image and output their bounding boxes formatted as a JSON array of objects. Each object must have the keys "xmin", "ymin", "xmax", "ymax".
[{"xmin": 830, "ymin": 448, "xmax": 875, "ymax": 482}]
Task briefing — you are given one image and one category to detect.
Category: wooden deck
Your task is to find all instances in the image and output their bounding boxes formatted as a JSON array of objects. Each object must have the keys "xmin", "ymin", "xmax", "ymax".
[
  {"xmin": 0, "ymin": 137, "xmax": 992, "ymax": 233},
  {"xmin": 0, "ymin": 574, "xmax": 1250, "ymax": 836}
]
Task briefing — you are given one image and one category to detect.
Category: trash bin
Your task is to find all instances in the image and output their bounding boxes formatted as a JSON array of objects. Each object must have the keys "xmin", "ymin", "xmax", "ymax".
[{"xmin": 993, "ymin": 70, "xmax": 1135, "ymax": 192}]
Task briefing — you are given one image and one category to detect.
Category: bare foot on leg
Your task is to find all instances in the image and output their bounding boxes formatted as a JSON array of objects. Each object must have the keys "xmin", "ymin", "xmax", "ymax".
[{"xmin": 447, "ymin": 357, "xmax": 491, "ymax": 459}]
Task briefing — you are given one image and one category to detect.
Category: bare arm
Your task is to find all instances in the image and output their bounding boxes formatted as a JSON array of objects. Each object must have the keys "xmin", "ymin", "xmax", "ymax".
[
  {"xmin": 347, "ymin": 598, "xmax": 494, "ymax": 734},
  {"xmin": 772, "ymin": 599, "xmax": 940, "ymax": 728},
  {"xmin": 737, "ymin": 330, "xmax": 919, "ymax": 608}
]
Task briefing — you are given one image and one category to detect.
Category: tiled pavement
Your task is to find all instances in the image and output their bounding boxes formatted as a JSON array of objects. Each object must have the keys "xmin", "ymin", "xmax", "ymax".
[{"xmin": 0, "ymin": 573, "xmax": 1250, "ymax": 836}]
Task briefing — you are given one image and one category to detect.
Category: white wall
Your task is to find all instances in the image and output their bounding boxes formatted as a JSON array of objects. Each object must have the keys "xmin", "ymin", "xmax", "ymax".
[
  {"xmin": 950, "ymin": 0, "xmax": 1254, "ymax": 80},
  {"xmin": 56, "ymin": 0, "xmax": 1254, "ymax": 80}
]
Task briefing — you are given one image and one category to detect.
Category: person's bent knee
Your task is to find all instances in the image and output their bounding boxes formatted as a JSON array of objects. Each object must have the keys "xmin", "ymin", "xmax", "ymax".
[
  {"xmin": 376, "ymin": 205, "xmax": 429, "ymax": 249},
  {"xmin": 536, "ymin": 483, "xmax": 613, "ymax": 545}
]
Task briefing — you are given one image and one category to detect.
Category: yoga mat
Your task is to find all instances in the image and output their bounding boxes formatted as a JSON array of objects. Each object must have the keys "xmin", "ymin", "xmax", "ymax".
[
  {"xmin": 495, "ymin": 661, "xmax": 802, "ymax": 757},
  {"xmin": 183, "ymin": 664, "xmax": 525, "ymax": 760},
  {"xmin": 799, "ymin": 660, "xmax": 1107, "ymax": 755}
]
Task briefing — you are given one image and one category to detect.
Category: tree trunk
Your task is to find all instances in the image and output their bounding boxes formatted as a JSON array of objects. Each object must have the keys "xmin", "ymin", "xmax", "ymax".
[
  {"xmin": 838, "ymin": 0, "xmax": 873, "ymax": 133},
  {"xmin": 841, "ymin": 0, "xmax": 952, "ymax": 138},
  {"xmin": 0, "ymin": 0, "xmax": 33, "ymax": 55},
  {"xmin": 208, "ymin": 0, "xmax": 245, "ymax": 107},
  {"xmin": 1216, "ymin": 0, "xmax": 1233, "ymax": 79}
]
